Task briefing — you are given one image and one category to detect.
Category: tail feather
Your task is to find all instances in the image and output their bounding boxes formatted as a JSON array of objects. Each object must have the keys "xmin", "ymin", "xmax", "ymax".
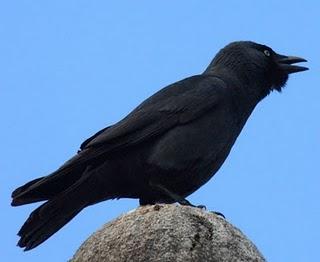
[
  {"xmin": 11, "ymin": 165, "xmax": 86, "ymax": 206},
  {"xmin": 17, "ymin": 169, "xmax": 93, "ymax": 251},
  {"xmin": 18, "ymin": 204, "xmax": 82, "ymax": 251},
  {"xmin": 11, "ymin": 177, "xmax": 44, "ymax": 198}
]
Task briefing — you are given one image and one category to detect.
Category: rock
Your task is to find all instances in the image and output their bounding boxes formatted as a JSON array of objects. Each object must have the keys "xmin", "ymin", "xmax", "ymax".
[{"xmin": 71, "ymin": 204, "xmax": 265, "ymax": 262}]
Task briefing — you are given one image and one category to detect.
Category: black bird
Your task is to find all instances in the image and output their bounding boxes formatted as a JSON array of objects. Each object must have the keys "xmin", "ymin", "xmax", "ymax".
[{"xmin": 12, "ymin": 41, "xmax": 308, "ymax": 251}]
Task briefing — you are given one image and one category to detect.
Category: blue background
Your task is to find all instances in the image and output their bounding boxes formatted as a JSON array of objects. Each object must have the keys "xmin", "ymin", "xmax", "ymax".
[{"xmin": 1, "ymin": 1, "xmax": 319, "ymax": 261}]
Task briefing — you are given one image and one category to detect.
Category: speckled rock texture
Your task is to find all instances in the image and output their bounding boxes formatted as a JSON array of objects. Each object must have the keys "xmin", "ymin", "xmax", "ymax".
[{"xmin": 71, "ymin": 204, "xmax": 265, "ymax": 262}]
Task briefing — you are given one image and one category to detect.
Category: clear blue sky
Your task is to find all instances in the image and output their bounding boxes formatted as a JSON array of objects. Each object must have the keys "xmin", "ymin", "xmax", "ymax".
[{"xmin": 1, "ymin": 1, "xmax": 319, "ymax": 261}]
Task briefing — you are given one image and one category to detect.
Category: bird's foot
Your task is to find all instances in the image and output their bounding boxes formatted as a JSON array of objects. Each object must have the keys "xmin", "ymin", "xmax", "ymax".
[
  {"xmin": 186, "ymin": 203, "xmax": 225, "ymax": 218},
  {"xmin": 191, "ymin": 204, "xmax": 224, "ymax": 218},
  {"xmin": 195, "ymin": 204, "xmax": 207, "ymax": 210},
  {"xmin": 211, "ymin": 211, "xmax": 225, "ymax": 218},
  {"xmin": 170, "ymin": 198, "xmax": 206, "ymax": 210}
]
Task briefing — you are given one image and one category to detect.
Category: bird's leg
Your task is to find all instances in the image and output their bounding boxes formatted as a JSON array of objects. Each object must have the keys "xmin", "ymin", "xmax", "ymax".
[
  {"xmin": 149, "ymin": 181, "xmax": 204, "ymax": 209},
  {"xmin": 149, "ymin": 181, "xmax": 225, "ymax": 218}
]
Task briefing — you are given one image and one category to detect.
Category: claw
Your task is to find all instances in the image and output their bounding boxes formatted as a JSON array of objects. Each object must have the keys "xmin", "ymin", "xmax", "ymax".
[
  {"xmin": 196, "ymin": 205, "xmax": 207, "ymax": 210},
  {"xmin": 211, "ymin": 211, "xmax": 225, "ymax": 218}
]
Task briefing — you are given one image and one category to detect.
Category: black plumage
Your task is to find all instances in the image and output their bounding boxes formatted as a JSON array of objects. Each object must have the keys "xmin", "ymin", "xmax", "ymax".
[{"xmin": 11, "ymin": 41, "xmax": 308, "ymax": 250}]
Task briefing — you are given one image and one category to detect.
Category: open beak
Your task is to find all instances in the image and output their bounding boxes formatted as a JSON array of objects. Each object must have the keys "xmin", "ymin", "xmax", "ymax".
[{"xmin": 276, "ymin": 54, "xmax": 308, "ymax": 74}]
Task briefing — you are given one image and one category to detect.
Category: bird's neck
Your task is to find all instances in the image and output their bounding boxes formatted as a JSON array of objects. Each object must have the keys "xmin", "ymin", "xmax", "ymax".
[{"xmin": 204, "ymin": 66, "xmax": 271, "ymax": 104}]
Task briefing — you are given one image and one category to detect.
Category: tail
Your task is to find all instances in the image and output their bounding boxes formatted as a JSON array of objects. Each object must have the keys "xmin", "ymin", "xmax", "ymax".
[
  {"xmin": 11, "ymin": 154, "xmax": 86, "ymax": 206},
  {"xmin": 11, "ymin": 177, "xmax": 45, "ymax": 204},
  {"xmin": 17, "ymin": 168, "xmax": 94, "ymax": 251}
]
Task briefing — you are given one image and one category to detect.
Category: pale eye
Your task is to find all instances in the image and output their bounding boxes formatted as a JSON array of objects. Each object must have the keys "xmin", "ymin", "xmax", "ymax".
[{"xmin": 264, "ymin": 50, "xmax": 271, "ymax": 57}]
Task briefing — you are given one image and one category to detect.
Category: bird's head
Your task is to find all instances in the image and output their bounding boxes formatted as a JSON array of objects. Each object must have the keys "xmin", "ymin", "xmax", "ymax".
[{"xmin": 206, "ymin": 41, "xmax": 308, "ymax": 96}]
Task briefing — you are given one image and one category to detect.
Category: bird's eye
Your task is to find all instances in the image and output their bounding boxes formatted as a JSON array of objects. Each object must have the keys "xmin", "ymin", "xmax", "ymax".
[{"xmin": 264, "ymin": 50, "xmax": 271, "ymax": 57}]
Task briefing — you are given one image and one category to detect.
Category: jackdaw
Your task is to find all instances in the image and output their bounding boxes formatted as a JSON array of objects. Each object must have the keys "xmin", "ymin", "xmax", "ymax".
[{"xmin": 11, "ymin": 41, "xmax": 308, "ymax": 250}]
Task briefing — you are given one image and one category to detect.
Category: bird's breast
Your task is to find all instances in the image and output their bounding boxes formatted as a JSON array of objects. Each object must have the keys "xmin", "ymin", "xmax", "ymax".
[
  {"xmin": 150, "ymin": 106, "xmax": 237, "ymax": 162},
  {"xmin": 146, "ymin": 104, "xmax": 248, "ymax": 196}
]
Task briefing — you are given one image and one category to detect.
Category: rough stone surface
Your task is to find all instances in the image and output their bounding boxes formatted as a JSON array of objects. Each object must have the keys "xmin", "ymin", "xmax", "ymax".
[{"xmin": 71, "ymin": 204, "xmax": 265, "ymax": 262}]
